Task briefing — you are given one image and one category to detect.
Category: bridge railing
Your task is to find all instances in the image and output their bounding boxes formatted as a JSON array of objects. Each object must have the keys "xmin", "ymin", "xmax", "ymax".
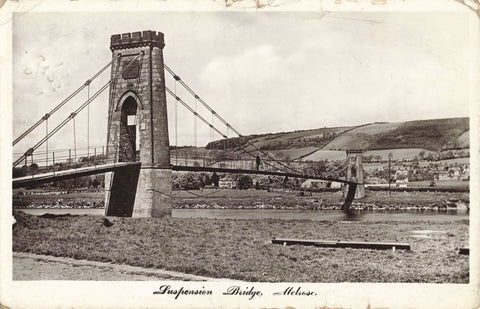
[
  {"xmin": 169, "ymin": 150, "xmax": 349, "ymax": 181},
  {"xmin": 13, "ymin": 146, "xmax": 347, "ymax": 182},
  {"xmin": 169, "ymin": 150, "xmax": 299, "ymax": 173},
  {"xmin": 12, "ymin": 145, "xmax": 122, "ymax": 178}
]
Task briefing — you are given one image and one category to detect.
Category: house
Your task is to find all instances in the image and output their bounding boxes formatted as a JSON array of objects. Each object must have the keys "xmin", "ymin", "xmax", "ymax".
[
  {"xmin": 301, "ymin": 179, "xmax": 327, "ymax": 190},
  {"xmin": 301, "ymin": 179, "xmax": 342, "ymax": 189},
  {"xmin": 435, "ymin": 171, "xmax": 450, "ymax": 181},
  {"xmin": 395, "ymin": 170, "xmax": 409, "ymax": 183},
  {"xmin": 219, "ymin": 175, "xmax": 236, "ymax": 189},
  {"xmin": 330, "ymin": 182, "xmax": 342, "ymax": 188},
  {"xmin": 460, "ymin": 166, "xmax": 470, "ymax": 180}
]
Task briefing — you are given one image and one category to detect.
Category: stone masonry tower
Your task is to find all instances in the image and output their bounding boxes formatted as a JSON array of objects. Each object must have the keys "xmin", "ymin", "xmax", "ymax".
[
  {"xmin": 345, "ymin": 149, "xmax": 365, "ymax": 199},
  {"xmin": 104, "ymin": 31, "xmax": 171, "ymax": 218}
]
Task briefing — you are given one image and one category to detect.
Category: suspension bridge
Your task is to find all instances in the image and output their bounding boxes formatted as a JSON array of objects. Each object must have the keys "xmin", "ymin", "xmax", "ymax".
[{"xmin": 12, "ymin": 30, "xmax": 364, "ymax": 217}]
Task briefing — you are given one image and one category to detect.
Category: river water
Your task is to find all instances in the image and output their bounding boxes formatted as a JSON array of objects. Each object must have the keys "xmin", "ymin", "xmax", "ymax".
[{"xmin": 18, "ymin": 208, "xmax": 469, "ymax": 222}]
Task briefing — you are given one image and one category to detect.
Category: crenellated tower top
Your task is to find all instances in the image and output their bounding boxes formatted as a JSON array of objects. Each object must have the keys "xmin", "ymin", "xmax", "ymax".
[{"xmin": 110, "ymin": 31, "xmax": 165, "ymax": 51}]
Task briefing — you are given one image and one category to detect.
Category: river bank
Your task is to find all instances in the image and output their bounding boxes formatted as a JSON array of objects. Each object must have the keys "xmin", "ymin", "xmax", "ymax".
[
  {"xmin": 13, "ymin": 189, "xmax": 469, "ymax": 211},
  {"xmin": 13, "ymin": 211, "xmax": 468, "ymax": 283}
]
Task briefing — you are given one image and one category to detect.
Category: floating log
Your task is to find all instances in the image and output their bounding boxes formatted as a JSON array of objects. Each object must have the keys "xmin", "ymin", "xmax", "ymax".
[
  {"xmin": 272, "ymin": 238, "xmax": 410, "ymax": 251},
  {"xmin": 459, "ymin": 247, "xmax": 469, "ymax": 255}
]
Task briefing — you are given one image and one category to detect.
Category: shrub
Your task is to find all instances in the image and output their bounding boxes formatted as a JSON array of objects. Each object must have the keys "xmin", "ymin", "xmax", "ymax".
[{"xmin": 237, "ymin": 175, "xmax": 253, "ymax": 190}]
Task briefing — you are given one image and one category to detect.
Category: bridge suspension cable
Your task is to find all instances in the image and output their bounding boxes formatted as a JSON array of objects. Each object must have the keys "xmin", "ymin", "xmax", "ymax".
[
  {"xmin": 45, "ymin": 118, "xmax": 48, "ymax": 167},
  {"xmin": 13, "ymin": 53, "xmax": 143, "ymax": 168},
  {"xmin": 194, "ymin": 97, "xmax": 197, "ymax": 147},
  {"xmin": 164, "ymin": 64, "xmax": 349, "ymax": 180},
  {"xmin": 165, "ymin": 87, "xmax": 228, "ymax": 140},
  {"xmin": 163, "ymin": 66, "xmax": 307, "ymax": 176},
  {"xmin": 73, "ymin": 117, "xmax": 77, "ymax": 166},
  {"xmin": 87, "ymin": 82, "xmax": 90, "ymax": 159},
  {"xmin": 13, "ymin": 60, "xmax": 113, "ymax": 146},
  {"xmin": 164, "ymin": 63, "xmax": 242, "ymax": 137},
  {"xmin": 165, "ymin": 87, "xmax": 307, "ymax": 177}
]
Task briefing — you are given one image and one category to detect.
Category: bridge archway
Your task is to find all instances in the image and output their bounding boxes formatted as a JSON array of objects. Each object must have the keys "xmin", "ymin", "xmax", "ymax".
[
  {"xmin": 119, "ymin": 95, "xmax": 139, "ymax": 162},
  {"xmin": 350, "ymin": 165, "xmax": 357, "ymax": 178}
]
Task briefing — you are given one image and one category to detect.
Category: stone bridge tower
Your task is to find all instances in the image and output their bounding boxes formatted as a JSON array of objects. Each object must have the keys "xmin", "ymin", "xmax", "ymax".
[
  {"xmin": 345, "ymin": 149, "xmax": 365, "ymax": 199},
  {"xmin": 104, "ymin": 31, "xmax": 171, "ymax": 218}
]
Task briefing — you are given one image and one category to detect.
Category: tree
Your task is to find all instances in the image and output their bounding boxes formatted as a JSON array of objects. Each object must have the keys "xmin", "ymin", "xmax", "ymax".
[
  {"xmin": 172, "ymin": 172, "xmax": 204, "ymax": 190},
  {"xmin": 214, "ymin": 150, "xmax": 228, "ymax": 162},
  {"xmin": 92, "ymin": 178, "xmax": 100, "ymax": 190},
  {"xmin": 211, "ymin": 172, "xmax": 220, "ymax": 187},
  {"xmin": 419, "ymin": 150, "xmax": 426, "ymax": 160},
  {"xmin": 237, "ymin": 175, "xmax": 253, "ymax": 190},
  {"xmin": 256, "ymin": 176, "xmax": 271, "ymax": 190}
]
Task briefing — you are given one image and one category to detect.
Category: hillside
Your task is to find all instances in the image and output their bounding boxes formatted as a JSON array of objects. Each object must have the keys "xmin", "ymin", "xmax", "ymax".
[
  {"xmin": 205, "ymin": 117, "xmax": 469, "ymax": 161},
  {"xmin": 368, "ymin": 118, "xmax": 469, "ymax": 151},
  {"xmin": 206, "ymin": 126, "xmax": 353, "ymax": 151}
]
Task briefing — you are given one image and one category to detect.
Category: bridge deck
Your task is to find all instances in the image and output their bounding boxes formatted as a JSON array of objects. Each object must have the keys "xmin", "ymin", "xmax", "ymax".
[
  {"xmin": 13, "ymin": 162, "xmax": 141, "ymax": 189},
  {"xmin": 13, "ymin": 163, "xmax": 354, "ymax": 189}
]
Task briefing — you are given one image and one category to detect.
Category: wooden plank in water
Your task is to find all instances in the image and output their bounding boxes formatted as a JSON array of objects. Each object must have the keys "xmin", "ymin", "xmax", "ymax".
[{"xmin": 272, "ymin": 238, "xmax": 410, "ymax": 250}]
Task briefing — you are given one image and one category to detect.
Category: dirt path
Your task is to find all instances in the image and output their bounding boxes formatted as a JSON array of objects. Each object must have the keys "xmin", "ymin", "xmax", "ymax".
[{"xmin": 13, "ymin": 252, "xmax": 237, "ymax": 281}]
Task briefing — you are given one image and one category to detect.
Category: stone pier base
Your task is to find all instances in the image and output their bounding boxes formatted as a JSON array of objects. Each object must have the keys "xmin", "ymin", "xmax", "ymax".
[
  {"xmin": 105, "ymin": 166, "xmax": 172, "ymax": 218},
  {"xmin": 104, "ymin": 164, "xmax": 141, "ymax": 217},
  {"xmin": 355, "ymin": 184, "xmax": 365, "ymax": 199},
  {"xmin": 133, "ymin": 167, "xmax": 172, "ymax": 218},
  {"xmin": 343, "ymin": 177, "xmax": 365, "ymax": 200}
]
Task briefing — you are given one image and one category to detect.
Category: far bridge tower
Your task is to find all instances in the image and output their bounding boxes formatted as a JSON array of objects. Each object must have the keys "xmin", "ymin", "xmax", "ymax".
[{"xmin": 345, "ymin": 149, "xmax": 365, "ymax": 199}]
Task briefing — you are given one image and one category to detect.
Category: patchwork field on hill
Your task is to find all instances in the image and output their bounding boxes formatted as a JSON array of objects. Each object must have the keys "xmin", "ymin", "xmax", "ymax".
[
  {"xmin": 454, "ymin": 130, "xmax": 470, "ymax": 149},
  {"xmin": 321, "ymin": 122, "xmax": 403, "ymax": 150},
  {"xmin": 192, "ymin": 117, "xmax": 469, "ymax": 161},
  {"xmin": 369, "ymin": 118, "xmax": 469, "ymax": 151}
]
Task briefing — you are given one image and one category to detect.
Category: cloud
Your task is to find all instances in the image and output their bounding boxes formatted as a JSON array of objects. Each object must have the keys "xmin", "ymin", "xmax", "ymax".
[
  {"xmin": 197, "ymin": 23, "xmax": 469, "ymax": 137},
  {"xmin": 12, "ymin": 11, "xmax": 472, "ymax": 151}
]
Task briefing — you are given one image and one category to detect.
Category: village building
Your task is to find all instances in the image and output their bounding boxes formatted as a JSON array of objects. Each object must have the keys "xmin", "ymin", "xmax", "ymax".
[
  {"xmin": 219, "ymin": 175, "xmax": 237, "ymax": 189},
  {"xmin": 300, "ymin": 179, "xmax": 342, "ymax": 190}
]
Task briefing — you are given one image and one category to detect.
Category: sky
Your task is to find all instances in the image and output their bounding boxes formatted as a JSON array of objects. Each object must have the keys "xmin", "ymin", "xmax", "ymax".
[{"xmin": 12, "ymin": 11, "xmax": 474, "ymax": 157}]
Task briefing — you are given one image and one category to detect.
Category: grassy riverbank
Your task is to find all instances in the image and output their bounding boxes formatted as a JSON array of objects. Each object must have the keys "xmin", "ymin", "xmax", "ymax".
[
  {"xmin": 13, "ymin": 189, "xmax": 469, "ymax": 210},
  {"xmin": 13, "ymin": 211, "xmax": 468, "ymax": 283}
]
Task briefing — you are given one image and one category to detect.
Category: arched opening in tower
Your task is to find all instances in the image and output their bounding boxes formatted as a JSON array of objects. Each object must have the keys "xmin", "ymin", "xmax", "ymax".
[
  {"xmin": 350, "ymin": 166, "xmax": 357, "ymax": 178},
  {"xmin": 119, "ymin": 96, "xmax": 138, "ymax": 162}
]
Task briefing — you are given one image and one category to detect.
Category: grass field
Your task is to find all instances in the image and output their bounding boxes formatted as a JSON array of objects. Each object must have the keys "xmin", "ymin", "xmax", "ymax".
[
  {"xmin": 300, "ymin": 150, "xmax": 346, "ymax": 161},
  {"xmin": 13, "ymin": 211, "xmax": 468, "ymax": 283},
  {"xmin": 267, "ymin": 146, "xmax": 320, "ymax": 160},
  {"xmin": 370, "ymin": 118, "xmax": 469, "ymax": 151},
  {"xmin": 322, "ymin": 122, "xmax": 403, "ymax": 150},
  {"xmin": 408, "ymin": 180, "xmax": 469, "ymax": 188},
  {"xmin": 455, "ymin": 130, "xmax": 469, "ymax": 148}
]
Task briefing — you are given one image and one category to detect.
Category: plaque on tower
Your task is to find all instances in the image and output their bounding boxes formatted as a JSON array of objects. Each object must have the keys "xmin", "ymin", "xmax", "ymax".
[{"xmin": 122, "ymin": 59, "xmax": 140, "ymax": 79}]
